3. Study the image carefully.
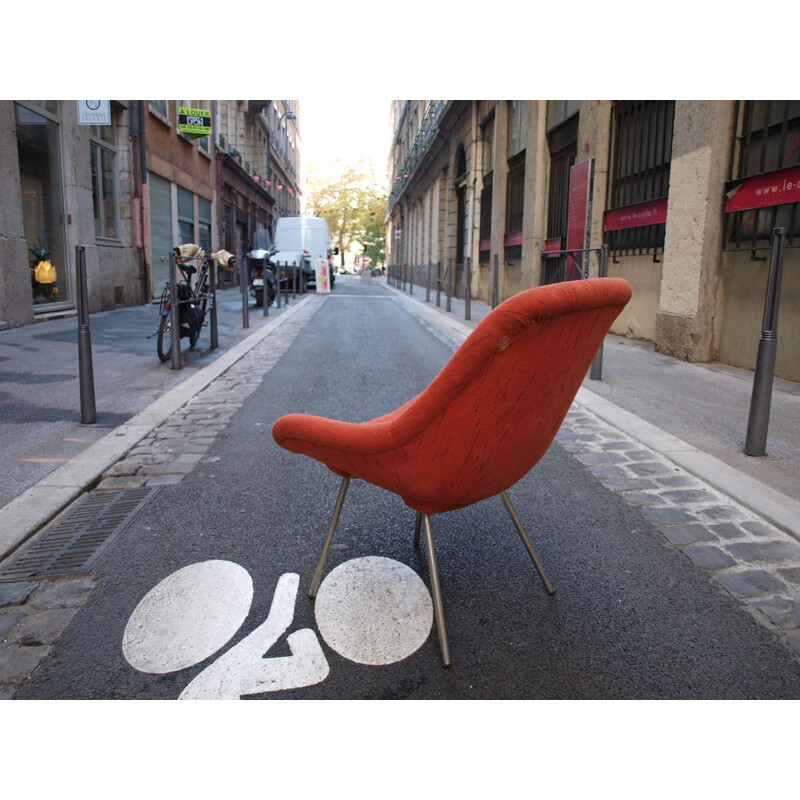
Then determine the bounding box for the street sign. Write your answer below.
[77,101,111,125]
[178,107,212,139]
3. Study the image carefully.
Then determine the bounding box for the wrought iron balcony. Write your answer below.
[387,101,450,214]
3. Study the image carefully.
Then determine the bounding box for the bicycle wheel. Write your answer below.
[156,314,173,362]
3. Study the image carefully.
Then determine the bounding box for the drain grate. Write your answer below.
[0,487,161,581]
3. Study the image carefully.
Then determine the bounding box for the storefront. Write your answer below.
[14,101,71,312]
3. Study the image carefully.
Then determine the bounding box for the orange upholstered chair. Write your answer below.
[273,277,632,665]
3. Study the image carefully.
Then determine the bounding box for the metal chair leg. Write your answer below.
[500,491,555,595]
[413,511,422,549]
[421,514,451,667]
[309,477,350,599]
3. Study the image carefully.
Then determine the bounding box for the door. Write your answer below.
[149,172,173,297]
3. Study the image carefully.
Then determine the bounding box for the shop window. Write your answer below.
[15,101,70,308]
[725,100,800,250]
[606,100,674,257]
[544,113,578,284]
[479,110,494,264]
[90,122,119,241]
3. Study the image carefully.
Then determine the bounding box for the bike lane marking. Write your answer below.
[121,556,434,699]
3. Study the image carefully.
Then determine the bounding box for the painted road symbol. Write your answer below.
[122,556,434,699]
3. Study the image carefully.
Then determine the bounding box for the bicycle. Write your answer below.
[154,245,234,362]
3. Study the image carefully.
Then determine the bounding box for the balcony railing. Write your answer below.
[388,100,450,213]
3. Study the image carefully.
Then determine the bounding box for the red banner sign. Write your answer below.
[545,237,562,256]
[503,231,523,247]
[603,198,668,232]
[725,165,800,214]
[479,238,492,252]
[566,160,593,280]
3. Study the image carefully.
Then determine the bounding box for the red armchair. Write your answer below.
[273,277,632,665]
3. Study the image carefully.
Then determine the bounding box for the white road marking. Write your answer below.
[314,556,433,665]
[122,560,253,674]
[179,573,329,700]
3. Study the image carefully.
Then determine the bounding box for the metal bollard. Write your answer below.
[465,257,471,321]
[492,254,499,309]
[241,254,249,329]
[170,251,182,370]
[210,258,218,349]
[589,245,610,380]
[426,264,432,303]
[436,262,441,307]
[75,245,96,424]
[746,227,787,457]
[446,259,452,313]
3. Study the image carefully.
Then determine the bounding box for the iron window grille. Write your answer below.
[479,176,493,264]
[725,100,800,252]
[606,100,674,258]
[505,151,525,261]
[544,115,578,284]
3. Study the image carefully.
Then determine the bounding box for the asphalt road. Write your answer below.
[16,280,800,699]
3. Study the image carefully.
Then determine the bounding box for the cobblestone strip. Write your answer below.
[558,405,800,661]
[0,296,324,697]
[96,295,324,491]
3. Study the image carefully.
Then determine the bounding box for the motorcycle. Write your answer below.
[248,229,278,308]
[30,247,57,303]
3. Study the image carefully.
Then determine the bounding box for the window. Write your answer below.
[90,122,119,240]
[507,101,527,158]
[15,101,70,308]
[479,111,494,264]
[178,186,195,245]
[505,152,525,261]
[726,100,800,250]
[198,196,212,252]
[544,113,579,284]
[606,100,674,256]
[149,100,169,122]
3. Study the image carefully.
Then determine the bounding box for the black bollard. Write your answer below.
[745,228,787,456]
[75,246,96,424]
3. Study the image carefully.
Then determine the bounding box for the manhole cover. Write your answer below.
[0,487,160,580]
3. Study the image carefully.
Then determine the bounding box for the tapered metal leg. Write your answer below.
[309,477,350,599]
[500,491,555,595]
[422,514,451,667]
[413,511,422,549]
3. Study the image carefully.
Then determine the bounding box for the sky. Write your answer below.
[300,96,394,191]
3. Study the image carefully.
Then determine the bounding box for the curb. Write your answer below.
[0,297,313,561]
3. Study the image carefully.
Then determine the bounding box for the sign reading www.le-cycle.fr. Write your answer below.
[122,557,434,699]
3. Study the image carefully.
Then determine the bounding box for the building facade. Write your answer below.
[1,100,142,327]
[386,101,799,382]
[0,99,303,323]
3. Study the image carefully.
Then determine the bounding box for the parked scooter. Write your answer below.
[247,228,277,307]
[30,247,57,303]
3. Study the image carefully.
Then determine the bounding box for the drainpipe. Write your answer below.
[137,100,150,302]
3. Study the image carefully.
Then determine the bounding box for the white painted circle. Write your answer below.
[122,560,253,674]
[314,556,433,666]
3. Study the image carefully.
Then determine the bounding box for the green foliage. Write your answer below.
[306,158,387,265]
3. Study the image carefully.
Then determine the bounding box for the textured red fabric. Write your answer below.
[273,278,632,514]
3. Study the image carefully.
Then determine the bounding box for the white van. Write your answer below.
[269,217,337,292]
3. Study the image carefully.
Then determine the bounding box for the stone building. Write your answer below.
[386,101,799,382]
[0,100,142,327]
[0,99,303,320]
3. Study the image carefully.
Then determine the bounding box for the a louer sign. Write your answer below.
[178,107,212,139]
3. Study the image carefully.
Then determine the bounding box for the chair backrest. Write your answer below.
[386,278,632,513]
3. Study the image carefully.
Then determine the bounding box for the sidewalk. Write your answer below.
[386,276,800,536]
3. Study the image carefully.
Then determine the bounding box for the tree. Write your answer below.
[306,158,387,267]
